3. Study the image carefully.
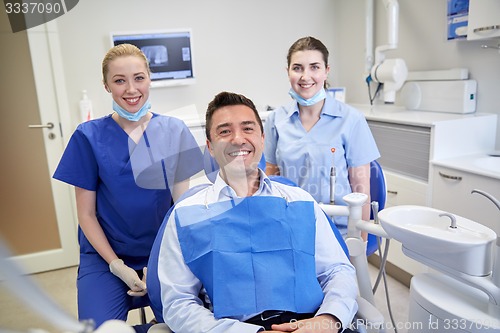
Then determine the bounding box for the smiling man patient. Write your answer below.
[155,91,359,333]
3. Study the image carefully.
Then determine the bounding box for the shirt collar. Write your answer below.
[211,168,273,200]
[285,92,344,119]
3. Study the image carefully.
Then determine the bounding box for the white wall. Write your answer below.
[332,0,500,148]
[55,0,500,148]
[55,0,336,129]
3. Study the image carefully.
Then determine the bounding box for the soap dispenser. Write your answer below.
[79,90,93,122]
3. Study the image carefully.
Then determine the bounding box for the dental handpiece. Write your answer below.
[330,166,336,204]
[371,201,379,224]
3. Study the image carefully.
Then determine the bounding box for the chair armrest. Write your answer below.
[354,296,385,329]
[355,220,389,239]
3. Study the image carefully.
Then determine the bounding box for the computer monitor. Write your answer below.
[110,29,196,88]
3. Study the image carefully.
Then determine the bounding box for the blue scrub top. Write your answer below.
[53,113,203,267]
[264,95,380,231]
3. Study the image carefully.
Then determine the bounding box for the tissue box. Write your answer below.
[400,80,477,114]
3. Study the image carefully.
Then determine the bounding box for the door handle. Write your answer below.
[28,122,54,129]
[438,171,462,181]
[473,25,500,34]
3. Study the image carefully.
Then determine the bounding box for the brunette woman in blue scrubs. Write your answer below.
[53,44,203,332]
[264,37,380,237]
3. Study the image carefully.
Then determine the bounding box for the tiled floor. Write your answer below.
[0,264,410,332]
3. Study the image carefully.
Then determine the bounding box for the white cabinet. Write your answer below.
[368,121,431,183]
[366,120,433,277]
[189,124,207,148]
[431,163,500,233]
[384,171,428,208]
[379,171,429,277]
[188,124,210,186]
[467,0,500,40]
[357,104,497,276]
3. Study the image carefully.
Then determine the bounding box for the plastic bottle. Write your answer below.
[79,90,93,122]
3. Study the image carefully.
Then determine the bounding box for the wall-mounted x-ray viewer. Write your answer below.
[110,29,196,88]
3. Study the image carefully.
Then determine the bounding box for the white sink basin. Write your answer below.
[473,157,500,174]
[379,205,497,276]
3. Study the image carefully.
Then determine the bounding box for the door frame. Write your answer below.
[9,22,79,274]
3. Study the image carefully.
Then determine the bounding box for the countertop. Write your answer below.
[171,103,494,128]
[174,104,499,182]
[353,104,499,179]
[432,154,500,180]
[353,104,496,127]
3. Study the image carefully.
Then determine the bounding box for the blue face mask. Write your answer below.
[113,98,151,122]
[288,87,327,106]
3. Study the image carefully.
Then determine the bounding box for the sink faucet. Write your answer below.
[472,189,500,211]
[439,212,457,228]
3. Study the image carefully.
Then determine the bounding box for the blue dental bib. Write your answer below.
[175,195,323,319]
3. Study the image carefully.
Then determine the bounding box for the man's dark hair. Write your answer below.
[205,91,264,141]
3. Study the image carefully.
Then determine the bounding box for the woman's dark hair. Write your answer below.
[286,36,329,68]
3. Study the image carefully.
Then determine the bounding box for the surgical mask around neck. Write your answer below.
[113,99,151,122]
[289,87,326,106]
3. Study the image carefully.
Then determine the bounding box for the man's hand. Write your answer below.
[109,259,147,296]
[264,314,341,333]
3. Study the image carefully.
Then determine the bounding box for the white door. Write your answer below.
[0,12,79,274]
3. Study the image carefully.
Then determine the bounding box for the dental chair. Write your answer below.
[146,150,387,332]
[131,296,148,324]
[318,159,389,333]
[367,160,387,256]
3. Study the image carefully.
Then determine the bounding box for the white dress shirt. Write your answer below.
[157,170,358,333]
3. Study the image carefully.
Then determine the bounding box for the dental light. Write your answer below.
[368,0,408,104]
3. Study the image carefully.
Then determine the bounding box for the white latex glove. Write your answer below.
[109,259,147,296]
[129,267,148,297]
[148,323,173,333]
[92,319,135,333]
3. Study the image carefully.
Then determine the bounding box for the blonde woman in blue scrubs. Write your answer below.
[53,44,203,332]
[264,36,380,237]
